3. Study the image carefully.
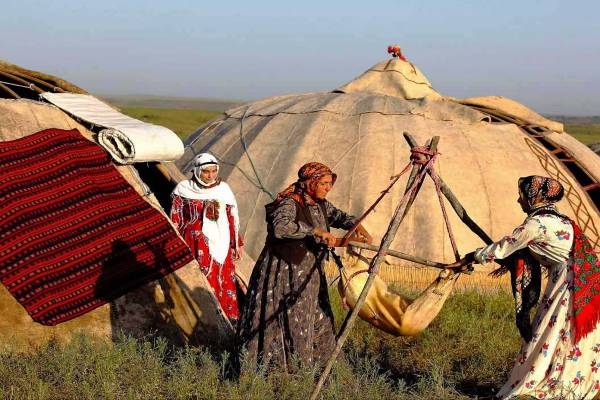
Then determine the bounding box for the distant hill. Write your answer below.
[100,95,244,112]
[547,115,600,125]
[101,95,600,121]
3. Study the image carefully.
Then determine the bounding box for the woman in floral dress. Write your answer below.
[452,175,600,399]
[237,162,371,372]
[171,153,242,322]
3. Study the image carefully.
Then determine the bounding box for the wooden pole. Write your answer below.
[346,241,449,269]
[402,134,493,245]
[309,139,435,400]
[400,134,439,220]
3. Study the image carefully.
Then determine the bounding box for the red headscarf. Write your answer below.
[274,162,337,207]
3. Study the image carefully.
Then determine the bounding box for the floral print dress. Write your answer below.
[474,212,600,399]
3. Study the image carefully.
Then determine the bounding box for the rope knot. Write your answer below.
[410,146,436,165]
[387,45,407,61]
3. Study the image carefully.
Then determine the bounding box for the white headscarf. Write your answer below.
[193,153,220,186]
[172,153,239,264]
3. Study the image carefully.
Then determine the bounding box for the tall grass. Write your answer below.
[115,106,600,146]
[565,124,600,144]
[118,106,222,138]
[0,290,521,399]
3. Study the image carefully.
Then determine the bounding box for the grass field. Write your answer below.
[116,105,600,145]
[22,104,590,399]
[118,106,222,138]
[0,290,519,399]
[565,124,600,144]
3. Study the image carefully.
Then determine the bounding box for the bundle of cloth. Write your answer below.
[338,248,458,336]
[41,92,184,164]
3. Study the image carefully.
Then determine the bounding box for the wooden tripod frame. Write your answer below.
[309,132,494,400]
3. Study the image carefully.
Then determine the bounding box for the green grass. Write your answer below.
[0,290,520,399]
[118,106,222,139]
[565,124,600,145]
[115,106,600,147]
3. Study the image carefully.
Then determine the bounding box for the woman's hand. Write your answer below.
[445,252,476,271]
[313,227,337,248]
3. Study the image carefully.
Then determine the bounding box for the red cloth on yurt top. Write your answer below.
[0,128,193,325]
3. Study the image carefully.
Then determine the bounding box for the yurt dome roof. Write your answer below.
[334,57,440,100]
[179,51,600,288]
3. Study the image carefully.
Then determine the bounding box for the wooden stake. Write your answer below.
[309,138,435,400]
[401,134,439,220]
[402,134,493,245]
[346,241,448,269]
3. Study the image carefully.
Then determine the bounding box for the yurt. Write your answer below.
[179,50,600,291]
[0,60,232,349]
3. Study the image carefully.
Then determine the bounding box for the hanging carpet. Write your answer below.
[0,128,193,325]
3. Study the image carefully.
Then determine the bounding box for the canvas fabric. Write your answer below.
[41,92,184,164]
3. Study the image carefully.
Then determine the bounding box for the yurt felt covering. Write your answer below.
[179,58,600,290]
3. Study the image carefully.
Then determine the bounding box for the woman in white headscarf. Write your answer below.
[171,153,242,322]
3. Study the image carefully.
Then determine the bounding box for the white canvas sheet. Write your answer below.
[41,92,184,164]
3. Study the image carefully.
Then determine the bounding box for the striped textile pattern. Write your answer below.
[0,128,193,325]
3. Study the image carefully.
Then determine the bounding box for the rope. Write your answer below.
[343,145,439,241]
[412,148,461,261]
[238,107,275,200]
[0,80,36,90]
[430,167,461,261]
[341,142,463,272]
[397,146,463,263]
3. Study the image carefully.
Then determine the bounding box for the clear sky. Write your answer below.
[2,0,599,115]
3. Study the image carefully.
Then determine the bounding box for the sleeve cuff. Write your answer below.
[473,248,485,263]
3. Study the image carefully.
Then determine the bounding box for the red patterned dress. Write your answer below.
[171,179,241,321]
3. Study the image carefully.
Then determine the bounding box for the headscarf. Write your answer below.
[274,162,337,207]
[491,175,566,341]
[518,175,564,213]
[193,153,221,187]
[496,175,600,344]
[172,154,239,264]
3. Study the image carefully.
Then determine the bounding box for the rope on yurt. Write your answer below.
[238,106,275,200]
[0,80,36,91]
[6,70,64,92]
[0,71,43,94]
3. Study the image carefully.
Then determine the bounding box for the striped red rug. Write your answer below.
[0,128,193,325]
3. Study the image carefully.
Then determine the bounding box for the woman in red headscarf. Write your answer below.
[450,175,600,400]
[237,162,371,372]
